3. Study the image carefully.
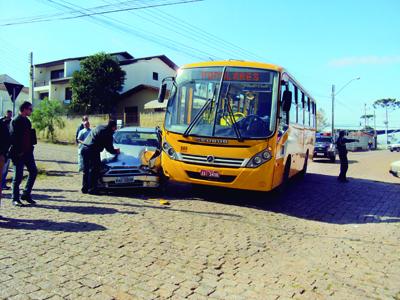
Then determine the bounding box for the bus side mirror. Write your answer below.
[282,90,292,112]
[158,84,167,103]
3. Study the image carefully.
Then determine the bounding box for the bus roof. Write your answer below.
[181,60,284,72]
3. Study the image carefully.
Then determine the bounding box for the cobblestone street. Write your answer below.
[1,143,399,299]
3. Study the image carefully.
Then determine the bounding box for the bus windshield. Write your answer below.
[165,67,279,139]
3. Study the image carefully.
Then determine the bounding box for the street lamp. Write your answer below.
[331,77,360,136]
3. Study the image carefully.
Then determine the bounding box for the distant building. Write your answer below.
[0,74,29,115]
[32,51,134,106]
[32,52,178,126]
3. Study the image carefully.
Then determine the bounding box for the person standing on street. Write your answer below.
[77,120,91,172]
[76,115,89,143]
[336,131,358,183]
[81,120,120,195]
[9,102,38,206]
[1,110,12,190]
[0,114,11,205]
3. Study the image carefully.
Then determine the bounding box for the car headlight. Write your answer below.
[162,140,177,160]
[246,149,272,168]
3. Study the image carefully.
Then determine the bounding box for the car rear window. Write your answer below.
[114,131,159,147]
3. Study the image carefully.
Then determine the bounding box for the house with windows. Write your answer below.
[32,51,178,125]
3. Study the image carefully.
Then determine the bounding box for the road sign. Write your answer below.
[3,82,24,103]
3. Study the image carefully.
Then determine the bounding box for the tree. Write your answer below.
[373,98,400,144]
[70,52,126,114]
[360,114,374,128]
[31,98,65,141]
[316,108,330,131]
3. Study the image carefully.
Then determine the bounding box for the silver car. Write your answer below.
[99,127,161,189]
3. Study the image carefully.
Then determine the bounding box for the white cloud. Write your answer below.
[329,55,400,67]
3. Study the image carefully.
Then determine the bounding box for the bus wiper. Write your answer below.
[183,85,218,137]
[224,84,243,142]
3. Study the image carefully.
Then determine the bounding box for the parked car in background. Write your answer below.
[389,140,400,152]
[99,127,161,189]
[313,133,337,162]
[390,160,400,177]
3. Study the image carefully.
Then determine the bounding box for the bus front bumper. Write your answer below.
[162,157,275,192]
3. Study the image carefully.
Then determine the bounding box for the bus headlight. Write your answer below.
[162,140,177,160]
[246,149,272,168]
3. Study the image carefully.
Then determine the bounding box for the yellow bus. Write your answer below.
[157,60,316,192]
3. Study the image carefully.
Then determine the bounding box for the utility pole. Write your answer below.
[364,103,367,129]
[29,52,34,104]
[331,84,335,136]
[385,106,389,145]
[374,108,377,149]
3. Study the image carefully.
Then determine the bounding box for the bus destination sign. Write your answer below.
[199,71,270,82]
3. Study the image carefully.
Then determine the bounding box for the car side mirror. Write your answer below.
[158,84,167,103]
[282,90,292,112]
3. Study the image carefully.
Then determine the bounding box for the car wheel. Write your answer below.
[330,155,336,163]
[390,149,394,152]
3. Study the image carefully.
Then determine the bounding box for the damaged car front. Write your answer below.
[99,127,161,189]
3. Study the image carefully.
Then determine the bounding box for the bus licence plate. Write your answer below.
[200,170,220,178]
[115,176,135,184]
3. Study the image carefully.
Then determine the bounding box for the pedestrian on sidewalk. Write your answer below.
[9,102,38,206]
[336,131,358,183]
[76,115,89,144]
[77,120,91,172]
[0,115,11,205]
[81,120,120,195]
[1,110,13,190]
[368,139,373,151]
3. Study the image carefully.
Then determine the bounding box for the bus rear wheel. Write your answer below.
[300,152,309,176]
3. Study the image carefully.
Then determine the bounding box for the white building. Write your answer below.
[32,52,177,125]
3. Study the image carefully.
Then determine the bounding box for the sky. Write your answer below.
[0,0,399,130]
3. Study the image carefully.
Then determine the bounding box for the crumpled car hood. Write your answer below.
[101,144,157,167]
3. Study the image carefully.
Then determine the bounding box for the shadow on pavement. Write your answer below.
[0,216,107,232]
[183,173,400,225]
[312,159,358,164]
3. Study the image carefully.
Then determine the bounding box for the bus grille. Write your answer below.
[180,154,245,168]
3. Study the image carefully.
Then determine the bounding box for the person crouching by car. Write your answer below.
[77,120,91,172]
[81,120,120,195]
[9,101,38,206]
[0,115,11,205]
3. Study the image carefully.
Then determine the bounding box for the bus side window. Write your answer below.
[298,91,304,126]
[289,81,296,125]
[280,82,289,129]
[306,96,311,127]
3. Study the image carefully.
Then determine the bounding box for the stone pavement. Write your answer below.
[0,143,399,299]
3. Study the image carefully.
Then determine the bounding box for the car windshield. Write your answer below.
[165,66,279,139]
[113,131,159,148]
[316,137,332,143]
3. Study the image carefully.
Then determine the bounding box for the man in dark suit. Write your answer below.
[336,131,358,183]
[81,120,120,195]
[9,102,38,206]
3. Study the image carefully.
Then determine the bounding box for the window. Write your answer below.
[65,87,72,101]
[298,91,304,125]
[288,81,297,124]
[39,92,48,100]
[306,96,311,127]
[152,72,159,81]
[51,69,64,80]
[280,82,289,127]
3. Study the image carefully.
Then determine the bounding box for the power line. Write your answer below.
[0,0,204,26]
[36,0,218,61]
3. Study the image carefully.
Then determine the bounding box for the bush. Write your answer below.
[31,98,65,142]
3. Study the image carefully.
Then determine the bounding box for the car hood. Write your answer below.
[101,144,157,167]
[315,142,331,147]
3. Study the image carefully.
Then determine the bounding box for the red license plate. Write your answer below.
[200,170,220,178]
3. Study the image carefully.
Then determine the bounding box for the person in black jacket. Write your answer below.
[0,115,11,203]
[1,110,12,190]
[81,120,120,194]
[9,102,38,206]
[336,131,358,183]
